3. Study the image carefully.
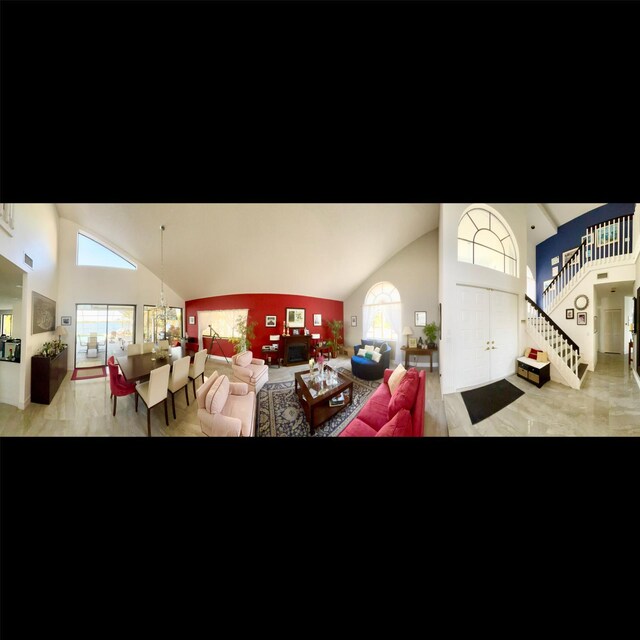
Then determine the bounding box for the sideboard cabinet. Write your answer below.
[31,348,68,404]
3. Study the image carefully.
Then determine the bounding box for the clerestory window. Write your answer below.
[457,206,518,276]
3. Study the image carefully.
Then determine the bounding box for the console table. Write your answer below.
[31,348,68,404]
[400,346,437,372]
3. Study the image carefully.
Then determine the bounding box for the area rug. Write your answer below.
[257,367,381,437]
[71,366,107,381]
[461,378,525,425]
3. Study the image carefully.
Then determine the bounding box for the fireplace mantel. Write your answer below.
[282,334,311,366]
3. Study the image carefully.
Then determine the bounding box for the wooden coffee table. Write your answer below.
[294,365,353,435]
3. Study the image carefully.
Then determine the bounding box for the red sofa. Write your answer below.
[340,368,426,437]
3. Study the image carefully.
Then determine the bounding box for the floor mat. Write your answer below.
[71,366,107,381]
[461,378,525,425]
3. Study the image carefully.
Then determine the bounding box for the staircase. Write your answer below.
[542,213,634,313]
[525,295,588,389]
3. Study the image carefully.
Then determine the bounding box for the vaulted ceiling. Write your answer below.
[55,203,441,302]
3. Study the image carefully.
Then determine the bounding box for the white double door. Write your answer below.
[455,285,519,390]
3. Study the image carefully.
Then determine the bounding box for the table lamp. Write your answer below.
[402,326,413,347]
[56,325,68,345]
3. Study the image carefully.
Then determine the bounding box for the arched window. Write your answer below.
[362,281,401,341]
[458,206,518,276]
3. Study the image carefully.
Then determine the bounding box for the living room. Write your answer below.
[1,203,639,437]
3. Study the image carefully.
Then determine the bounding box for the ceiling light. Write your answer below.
[155,224,168,339]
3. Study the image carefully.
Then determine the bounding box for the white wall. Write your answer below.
[547,265,636,370]
[439,203,528,394]
[57,218,185,369]
[343,230,438,367]
[0,203,60,408]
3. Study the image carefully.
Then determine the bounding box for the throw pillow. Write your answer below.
[388,368,420,420]
[376,408,413,437]
[205,375,230,414]
[372,351,382,363]
[235,351,253,367]
[357,348,367,357]
[537,351,548,363]
[196,371,219,410]
[388,363,407,395]
[529,348,539,361]
[374,346,381,353]
[364,344,375,354]
[380,343,388,351]
[524,347,531,358]
[364,352,373,360]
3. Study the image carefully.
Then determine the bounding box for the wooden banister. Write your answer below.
[525,295,580,355]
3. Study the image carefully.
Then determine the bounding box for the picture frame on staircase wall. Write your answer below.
[595,223,618,247]
[552,266,558,277]
[562,247,579,267]
[577,312,587,326]
[566,309,574,320]
[551,256,559,266]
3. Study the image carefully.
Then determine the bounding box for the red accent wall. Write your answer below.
[185,293,344,359]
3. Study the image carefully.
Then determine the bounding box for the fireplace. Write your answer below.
[287,344,306,363]
[282,335,311,366]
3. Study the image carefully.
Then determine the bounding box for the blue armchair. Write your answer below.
[350,339,392,380]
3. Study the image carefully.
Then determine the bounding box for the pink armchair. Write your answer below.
[231,350,268,394]
[196,372,256,437]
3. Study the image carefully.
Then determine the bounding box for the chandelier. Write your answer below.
[156,224,168,338]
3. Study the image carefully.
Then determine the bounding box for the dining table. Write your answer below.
[116,346,193,383]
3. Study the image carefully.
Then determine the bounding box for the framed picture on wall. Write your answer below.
[313,313,322,326]
[188,316,195,325]
[351,315,357,327]
[32,291,56,334]
[61,316,72,326]
[596,223,618,247]
[562,247,579,266]
[566,309,574,320]
[577,312,587,326]
[551,256,559,266]
[265,315,276,327]
[285,307,305,328]
[552,266,558,277]
[414,311,426,326]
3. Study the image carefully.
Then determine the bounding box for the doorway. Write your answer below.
[74,304,136,368]
[455,285,518,390]
[602,308,622,354]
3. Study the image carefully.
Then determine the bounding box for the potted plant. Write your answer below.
[423,321,439,349]
[229,315,258,354]
[325,319,344,358]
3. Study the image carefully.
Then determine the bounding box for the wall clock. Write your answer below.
[574,294,589,310]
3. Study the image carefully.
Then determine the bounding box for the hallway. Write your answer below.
[444,353,640,436]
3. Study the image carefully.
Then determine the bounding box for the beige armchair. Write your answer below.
[231,350,268,394]
[196,372,256,437]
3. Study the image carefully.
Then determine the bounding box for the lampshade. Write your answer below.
[56,325,68,337]
[402,326,413,336]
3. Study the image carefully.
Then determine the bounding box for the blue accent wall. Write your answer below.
[536,203,635,306]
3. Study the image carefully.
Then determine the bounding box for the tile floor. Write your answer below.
[444,353,640,436]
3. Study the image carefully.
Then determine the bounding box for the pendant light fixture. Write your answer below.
[156,224,168,340]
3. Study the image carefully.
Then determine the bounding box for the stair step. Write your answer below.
[578,363,588,379]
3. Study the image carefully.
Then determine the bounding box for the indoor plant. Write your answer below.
[423,321,439,348]
[229,315,258,354]
[325,319,344,358]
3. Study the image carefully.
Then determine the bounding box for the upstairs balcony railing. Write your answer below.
[542,213,633,311]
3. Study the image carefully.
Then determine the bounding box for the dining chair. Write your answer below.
[135,363,171,437]
[107,355,136,416]
[127,343,142,356]
[86,334,99,357]
[143,342,155,353]
[167,355,191,420]
[188,348,209,398]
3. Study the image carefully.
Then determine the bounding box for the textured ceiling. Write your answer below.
[55,203,441,301]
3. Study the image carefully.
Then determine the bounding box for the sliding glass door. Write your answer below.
[75,304,136,368]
